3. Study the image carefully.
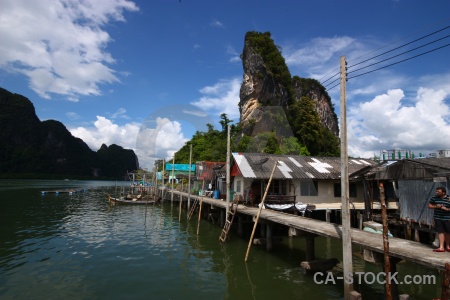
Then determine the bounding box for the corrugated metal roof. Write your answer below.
[368,157,450,180]
[232,153,377,180]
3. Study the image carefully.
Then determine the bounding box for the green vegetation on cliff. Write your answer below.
[0,87,138,179]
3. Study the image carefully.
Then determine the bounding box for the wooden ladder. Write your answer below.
[187,197,199,221]
[219,196,240,243]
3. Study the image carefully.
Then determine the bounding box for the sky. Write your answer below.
[1,0,450,170]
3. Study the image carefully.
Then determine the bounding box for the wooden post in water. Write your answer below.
[188,144,192,212]
[161,159,165,201]
[171,155,175,205]
[379,182,392,300]
[245,161,278,262]
[179,180,183,222]
[197,180,205,235]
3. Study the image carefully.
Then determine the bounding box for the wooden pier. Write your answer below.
[161,189,450,271]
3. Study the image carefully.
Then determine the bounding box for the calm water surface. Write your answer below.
[0,180,443,299]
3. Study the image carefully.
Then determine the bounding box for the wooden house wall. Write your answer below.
[292,180,366,205]
[232,175,366,206]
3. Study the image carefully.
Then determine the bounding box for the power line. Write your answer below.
[324,77,340,89]
[321,71,340,85]
[318,66,340,82]
[348,25,450,69]
[348,34,450,75]
[347,17,450,64]
[347,43,450,80]
[326,82,340,92]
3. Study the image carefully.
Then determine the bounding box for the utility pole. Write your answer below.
[340,56,355,299]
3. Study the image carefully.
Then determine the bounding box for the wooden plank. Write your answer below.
[167,189,450,270]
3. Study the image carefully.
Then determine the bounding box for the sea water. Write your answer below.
[0,180,442,299]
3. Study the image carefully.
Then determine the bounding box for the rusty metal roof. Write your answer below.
[368,157,450,180]
[231,153,376,180]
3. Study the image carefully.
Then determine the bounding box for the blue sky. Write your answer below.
[1,0,449,170]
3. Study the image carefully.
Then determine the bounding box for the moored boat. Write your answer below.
[107,171,158,205]
[107,193,156,205]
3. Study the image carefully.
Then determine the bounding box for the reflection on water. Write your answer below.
[0,180,443,299]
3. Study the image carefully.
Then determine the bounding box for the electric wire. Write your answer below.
[324,77,340,89]
[347,43,450,80]
[346,17,450,64]
[347,25,450,69]
[318,66,340,82]
[325,42,450,92]
[323,21,450,91]
[322,19,450,90]
[321,71,340,85]
[348,34,450,75]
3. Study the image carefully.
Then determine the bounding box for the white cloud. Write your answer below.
[285,36,356,67]
[66,112,81,120]
[70,116,140,150]
[110,107,129,119]
[0,0,138,100]
[347,87,450,158]
[210,18,224,29]
[227,45,240,63]
[135,117,189,170]
[69,115,188,170]
[191,78,241,120]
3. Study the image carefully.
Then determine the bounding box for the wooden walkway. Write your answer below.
[163,189,450,271]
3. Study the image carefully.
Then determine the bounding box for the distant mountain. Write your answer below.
[0,87,138,179]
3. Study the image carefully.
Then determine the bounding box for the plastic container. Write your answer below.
[213,190,220,199]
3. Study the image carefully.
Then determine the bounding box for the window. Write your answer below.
[334,183,357,198]
[272,180,287,195]
[300,181,318,196]
[236,180,241,193]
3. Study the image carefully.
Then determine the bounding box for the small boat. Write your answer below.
[107,193,156,205]
[107,171,158,205]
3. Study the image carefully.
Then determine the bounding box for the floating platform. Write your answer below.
[41,188,87,195]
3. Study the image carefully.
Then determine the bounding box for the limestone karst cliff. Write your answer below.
[238,31,339,156]
[0,87,139,178]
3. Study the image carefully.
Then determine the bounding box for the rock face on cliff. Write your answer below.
[0,87,138,178]
[238,32,339,155]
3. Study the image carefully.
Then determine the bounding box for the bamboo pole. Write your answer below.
[245,161,278,262]
[171,155,175,205]
[179,180,183,221]
[188,144,192,212]
[197,180,205,235]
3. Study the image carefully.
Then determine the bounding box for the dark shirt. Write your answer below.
[430,195,450,220]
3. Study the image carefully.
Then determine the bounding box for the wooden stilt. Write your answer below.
[305,234,316,261]
[379,183,392,300]
[196,180,205,235]
[178,181,183,221]
[238,215,244,236]
[245,161,278,262]
[266,224,273,251]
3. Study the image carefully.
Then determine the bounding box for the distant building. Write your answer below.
[380,149,421,161]
[436,150,450,158]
